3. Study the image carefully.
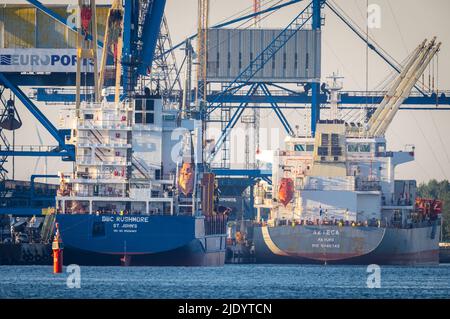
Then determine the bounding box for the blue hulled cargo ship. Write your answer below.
[53,93,227,266]
[56,214,226,266]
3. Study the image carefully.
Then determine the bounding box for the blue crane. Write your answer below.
[0,0,166,161]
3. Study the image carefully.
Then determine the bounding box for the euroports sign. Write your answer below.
[0,49,101,73]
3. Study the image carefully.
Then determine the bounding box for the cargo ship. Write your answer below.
[252,38,443,265]
[53,95,227,266]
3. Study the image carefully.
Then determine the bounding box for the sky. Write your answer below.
[2,0,450,184]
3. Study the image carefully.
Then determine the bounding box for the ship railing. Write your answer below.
[61,171,124,181]
[67,191,126,198]
[298,184,354,191]
[204,214,227,235]
[77,136,130,147]
[76,156,129,165]
[78,119,132,130]
[0,145,60,152]
[344,90,450,98]
[70,172,127,181]
[262,218,386,228]
[355,180,381,191]
[375,151,394,157]
[80,101,120,110]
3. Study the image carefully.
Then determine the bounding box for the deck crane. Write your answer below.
[364,38,441,137]
[196,0,209,109]
[76,0,100,115]
[98,0,124,104]
[197,0,210,163]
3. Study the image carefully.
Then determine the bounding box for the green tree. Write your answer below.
[417,179,450,241]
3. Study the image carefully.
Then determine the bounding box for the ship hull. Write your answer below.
[55,214,226,266]
[253,223,440,265]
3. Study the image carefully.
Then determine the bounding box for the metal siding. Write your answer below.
[285,30,296,79]
[0,9,4,48]
[314,30,322,80]
[230,29,240,78]
[304,31,310,78]
[274,30,284,78]
[0,6,108,49]
[262,30,273,78]
[299,31,307,79]
[252,29,263,79]
[218,29,228,79]
[207,27,218,79]
[2,8,36,48]
[241,29,251,76]
[207,29,320,82]
[37,8,68,48]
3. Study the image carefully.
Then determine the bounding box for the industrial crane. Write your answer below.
[196,0,209,108]
[365,38,441,137]
[76,0,100,115]
[98,0,124,104]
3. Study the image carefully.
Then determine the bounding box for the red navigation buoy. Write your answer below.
[52,223,64,274]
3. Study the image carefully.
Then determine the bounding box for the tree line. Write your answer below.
[417,179,450,241]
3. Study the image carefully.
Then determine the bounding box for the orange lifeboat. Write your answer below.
[178,163,195,196]
[278,178,294,207]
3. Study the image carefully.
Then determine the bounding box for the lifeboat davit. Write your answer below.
[178,163,195,196]
[278,178,294,207]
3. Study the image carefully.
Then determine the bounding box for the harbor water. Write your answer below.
[1,264,449,299]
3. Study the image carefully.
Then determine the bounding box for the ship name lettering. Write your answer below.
[114,216,149,223]
[313,230,339,236]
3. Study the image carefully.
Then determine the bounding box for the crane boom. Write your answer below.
[366,38,441,137]
[98,0,124,104]
[196,0,209,107]
[366,40,426,130]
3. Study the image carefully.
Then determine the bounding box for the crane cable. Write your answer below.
[386,0,448,170]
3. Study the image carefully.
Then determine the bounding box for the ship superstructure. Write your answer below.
[264,125,416,226]
[57,97,173,216]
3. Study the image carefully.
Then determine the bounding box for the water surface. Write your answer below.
[1,264,449,299]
